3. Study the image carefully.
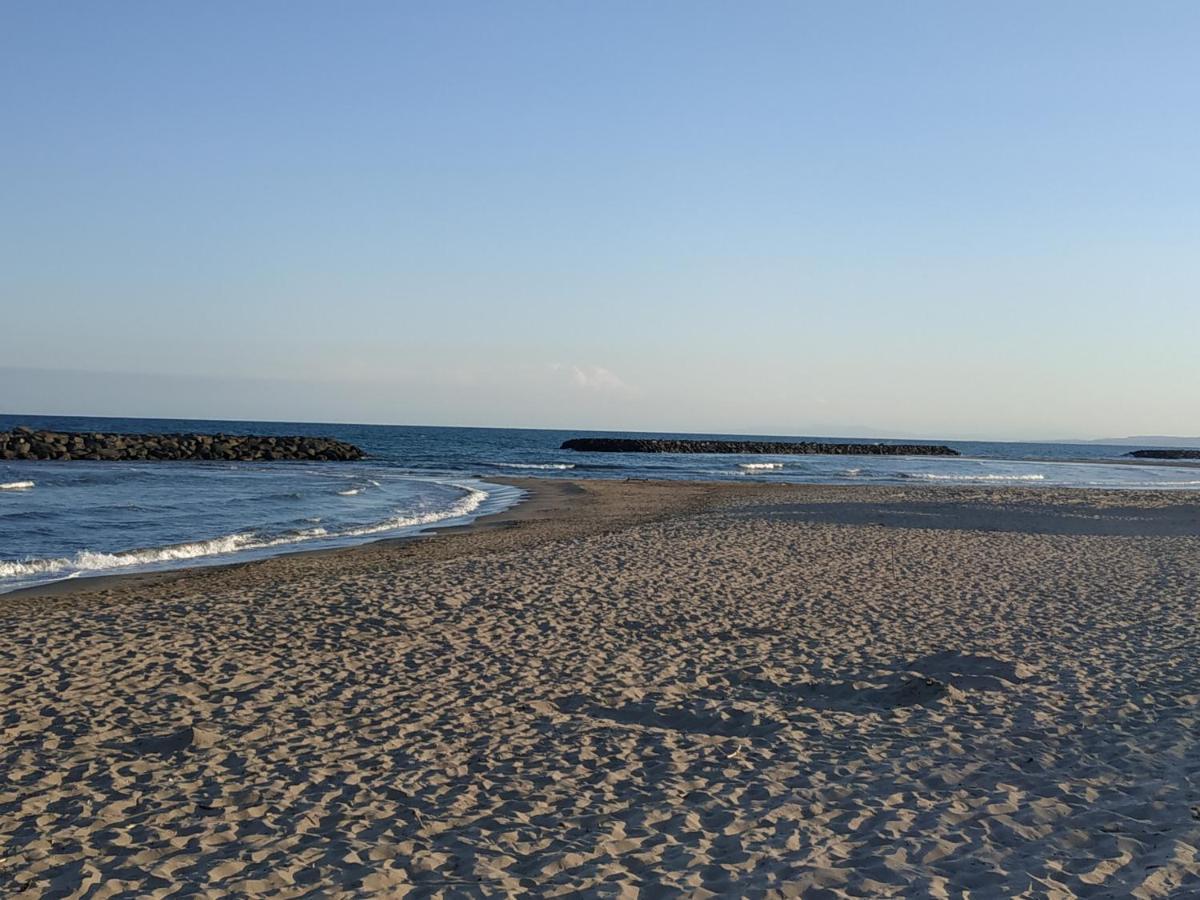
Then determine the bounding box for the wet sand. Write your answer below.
[2,479,1199,897]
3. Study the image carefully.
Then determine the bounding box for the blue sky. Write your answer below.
[2,2,1197,438]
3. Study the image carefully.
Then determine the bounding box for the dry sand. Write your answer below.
[2,478,1199,897]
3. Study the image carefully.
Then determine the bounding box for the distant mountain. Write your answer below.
[1076,436,1200,449]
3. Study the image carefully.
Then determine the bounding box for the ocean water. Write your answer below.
[2,414,1198,593]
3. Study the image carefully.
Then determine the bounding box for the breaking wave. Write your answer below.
[0,481,34,491]
[738,463,784,471]
[0,486,487,583]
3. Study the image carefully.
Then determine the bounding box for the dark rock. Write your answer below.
[560,438,960,456]
[0,430,366,463]
[1126,449,1200,460]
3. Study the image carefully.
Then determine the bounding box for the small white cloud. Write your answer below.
[550,363,633,392]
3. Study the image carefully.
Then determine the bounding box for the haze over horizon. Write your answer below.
[7,391,1200,448]
[3,2,1198,440]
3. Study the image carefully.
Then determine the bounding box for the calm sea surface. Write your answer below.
[3,414,1198,592]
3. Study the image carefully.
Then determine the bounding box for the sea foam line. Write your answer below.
[0,486,488,582]
[1087,479,1200,487]
[901,473,1046,482]
[495,463,575,470]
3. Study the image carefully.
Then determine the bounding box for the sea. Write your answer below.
[3,414,1199,594]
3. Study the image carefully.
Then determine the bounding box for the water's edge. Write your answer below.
[1,479,528,598]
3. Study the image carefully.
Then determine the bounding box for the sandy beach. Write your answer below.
[2,478,1199,897]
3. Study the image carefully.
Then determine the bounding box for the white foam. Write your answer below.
[337,488,362,496]
[0,532,261,579]
[0,486,488,583]
[902,473,1046,482]
[738,463,784,471]
[1086,479,1200,487]
[336,486,487,537]
[0,481,34,491]
[843,468,863,477]
[496,463,575,470]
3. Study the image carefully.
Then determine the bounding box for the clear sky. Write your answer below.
[3,2,1197,439]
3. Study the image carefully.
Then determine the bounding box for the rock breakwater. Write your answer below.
[561,438,959,456]
[1125,449,1200,460]
[0,427,365,462]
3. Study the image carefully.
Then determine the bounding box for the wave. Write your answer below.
[336,487,487,537]
[1086,479,1200,487]
[495,463,575,470]
[0,531,270,579]
[901,473,1046,482]
[738,463,784,471]
[0,486,487,583]
[0,481,35,491]
[842,468,863,477]
[332,475,382,487]
[337,488,363,496]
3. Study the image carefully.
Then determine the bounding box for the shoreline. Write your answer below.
[0,475,541,602]
[4,449,1199,600]
[5,477,1198,607]
[1,477,731,605]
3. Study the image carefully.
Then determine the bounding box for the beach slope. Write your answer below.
[2,480,1199,897]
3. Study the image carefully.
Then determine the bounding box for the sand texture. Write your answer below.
[2,480,1199,897]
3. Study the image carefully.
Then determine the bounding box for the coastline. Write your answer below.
[0,477,735,606]
[6,476,1199,605]
[3,480,1199,895]
[5,429,1200,599]
[0,476,540,602]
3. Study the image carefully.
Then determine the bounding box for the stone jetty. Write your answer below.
[0,427,365,462]
[561,438,959,456]
[1125,449,1200,460]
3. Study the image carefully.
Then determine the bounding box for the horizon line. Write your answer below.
[1,411,1195,447]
